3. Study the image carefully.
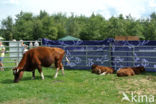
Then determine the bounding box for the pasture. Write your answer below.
[0,68,156,104]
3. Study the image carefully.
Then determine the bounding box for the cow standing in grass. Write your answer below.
[12,47,69,83]
[91,64,114,75]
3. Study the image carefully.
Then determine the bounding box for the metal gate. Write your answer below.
[45,44,156,71]
[42,39,156,72]
[0,40,42,70]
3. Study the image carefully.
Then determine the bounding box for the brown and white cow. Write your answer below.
[12,46,69,83]
[117,66,145,77]
[91,64,114,75]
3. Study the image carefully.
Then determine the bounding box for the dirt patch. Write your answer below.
[116,77,156,95]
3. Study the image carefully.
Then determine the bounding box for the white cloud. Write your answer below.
[2,0,19,5]
[0,0,156,20]
[149,0,156,7]
[10,0,19,4]
[19,0,151,18]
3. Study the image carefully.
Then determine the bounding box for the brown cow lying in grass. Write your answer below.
[117,66,145,77]
[91,64,114,75]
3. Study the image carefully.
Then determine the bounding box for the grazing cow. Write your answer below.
[117,66,145,77]
[12,46,69,83]
[91,64,114,75]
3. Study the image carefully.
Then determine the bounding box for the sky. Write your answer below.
[0,0,156,22]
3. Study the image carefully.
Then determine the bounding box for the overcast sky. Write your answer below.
[0,0,156,21]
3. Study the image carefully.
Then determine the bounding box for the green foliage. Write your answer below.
[1,11,156,40]
[32,19,43,40]
[14,12,33,40]
[53,13,67,39]
[1,16,14,40]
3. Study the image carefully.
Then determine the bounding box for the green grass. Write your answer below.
[0,69,156,104]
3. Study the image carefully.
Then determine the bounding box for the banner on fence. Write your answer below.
[42,38,156,72]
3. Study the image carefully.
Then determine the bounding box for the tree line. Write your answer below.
[1,10,156,41]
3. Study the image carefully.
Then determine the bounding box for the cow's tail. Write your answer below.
[65,56,70,64]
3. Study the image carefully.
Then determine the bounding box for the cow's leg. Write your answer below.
[100,72,107,75]
[32,71,35,80]
[54,60,60,78]
[54,68,59,78]
[41,71,44,80]
[62,67,64,75]
[37,65,44,80]
[60,63,64,75]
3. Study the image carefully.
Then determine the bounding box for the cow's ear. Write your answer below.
[12,67,19,74]
[13,70,17,74]
[12,68,17,74]
[16,69,19,72]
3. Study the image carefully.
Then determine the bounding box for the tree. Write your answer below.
[38,10,49,20]
[1,16,14,40]
[150,12,156,20]
[126,18,144,39]
[106,16,126,38]
[66,14,81,38]
[53,13,67,39]
[41,16,58,40]
[1,11,156,40]
[32,19,43,40]
[80,14,105,40]
[14,12,33,40]
[143,19,156,40]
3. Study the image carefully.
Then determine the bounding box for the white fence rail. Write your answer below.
[0,40,42,70]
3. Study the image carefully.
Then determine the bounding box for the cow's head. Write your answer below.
[139,66,145,72]
[12,67,24,83]
[91,64,98,73]
[91,64,98,69]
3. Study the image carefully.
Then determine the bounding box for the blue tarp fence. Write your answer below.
[42,38,156,72]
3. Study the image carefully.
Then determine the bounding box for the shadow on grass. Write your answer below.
[1,76,45,84]
[65,69,91,72]
[21,75,62,81]
[44,75,54,79]
[1,79,13,84]
[0,76,34,84]
[22,76,43,81]
[141,72,156,76]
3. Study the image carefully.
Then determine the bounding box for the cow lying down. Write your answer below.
[12,46,69,83]
[117,66,145,77]
[91,64,114,75]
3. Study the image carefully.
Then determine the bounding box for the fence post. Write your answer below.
[109,42,113,68]
[40,40,43,46]
[132,46,135,67]
[86,45,88,67]
[17,41,19,66]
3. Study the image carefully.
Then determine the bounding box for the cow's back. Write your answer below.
[25,47,65,67]
[117,68,135,77]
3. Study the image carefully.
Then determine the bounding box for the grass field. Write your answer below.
[0,68,156,104]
